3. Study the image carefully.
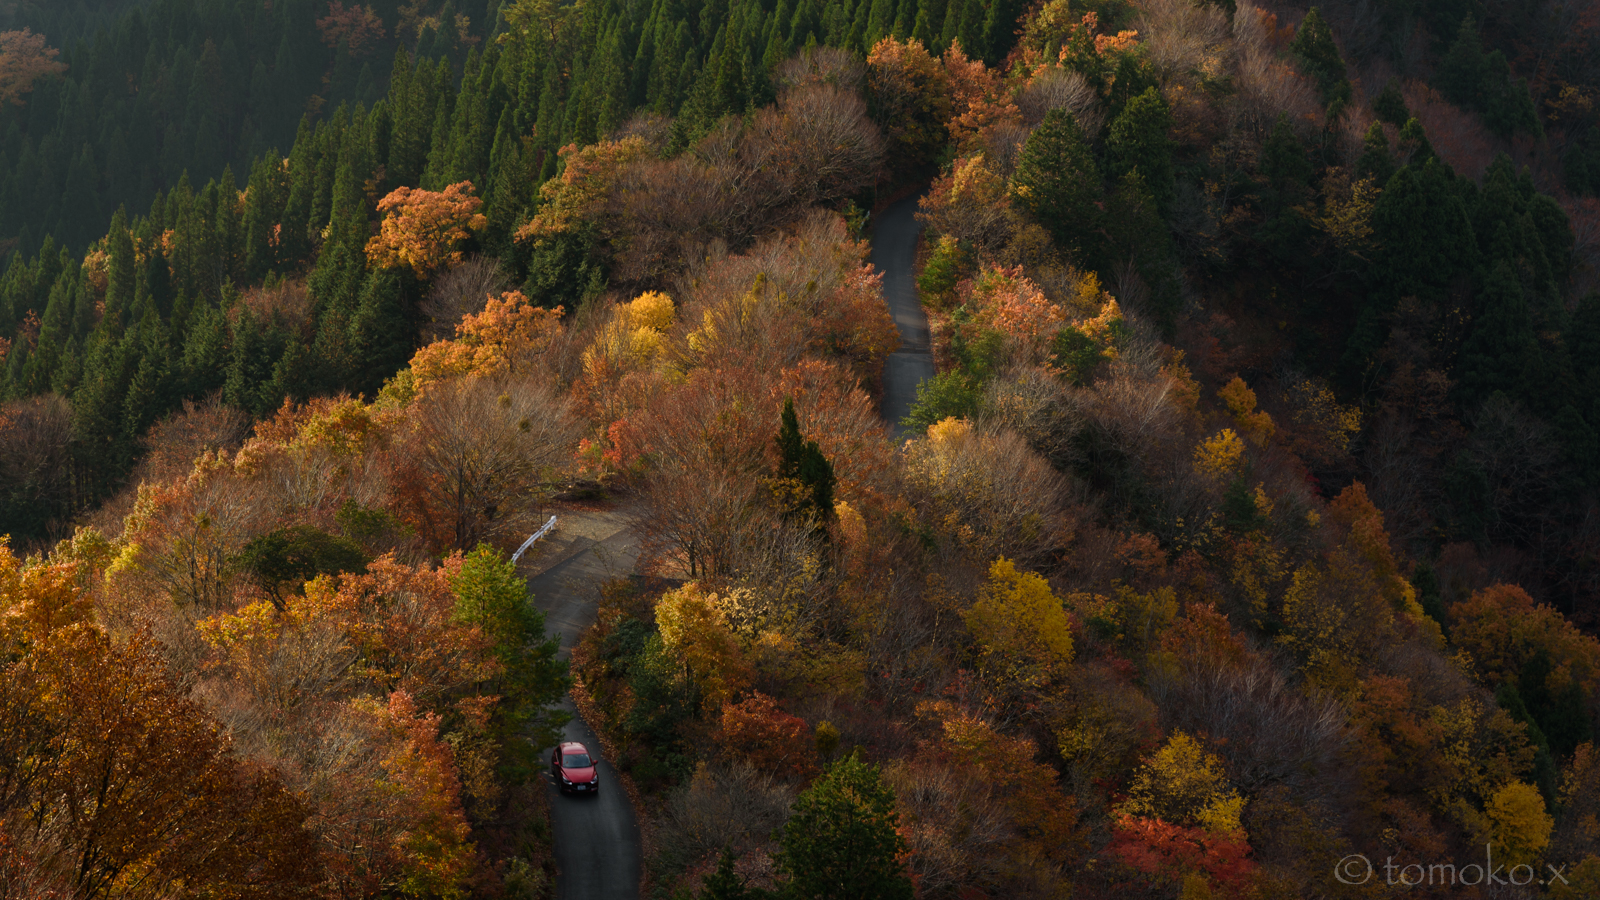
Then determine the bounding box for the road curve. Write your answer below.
[521,193,928,898]
[523,507,643,900]
[870,194,934,437]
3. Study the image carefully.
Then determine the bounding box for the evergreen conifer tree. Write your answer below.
[1289,7,1350,109]
[699,849,753,900]
[1368,157,1476,306]
[1457,260,1539,408]
[1355,121,1395,186]
[776,753,912,900]
[776,397,837,533]
[1104,86,1175,215]
[1372,78,1410,126]
[1009,108,1102,265]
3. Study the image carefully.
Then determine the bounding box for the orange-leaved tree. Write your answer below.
[938,40,1020,154]
[317,2,387,55]
[917,701,1082,886]
[1449,582,1600,756]
[366,182,487,278]
[407,290,566,387]
[304,691,476,897]
[513,137,649,244]
[0,29,66,106]
[0,545,322,897]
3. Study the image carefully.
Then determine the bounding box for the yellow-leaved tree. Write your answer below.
[1119,731,1246,835]
[654,583,751,708]
[963,558,1074,702]
[1217,377,1275,446]
[582,291,675,380]
[1192,428,1245,480]
[1486,781,1554,867]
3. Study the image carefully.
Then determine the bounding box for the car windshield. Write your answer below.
[562,753,592,768]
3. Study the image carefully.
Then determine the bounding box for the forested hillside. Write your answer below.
[0,0,1034,533]
[6,0,1600,896]
[0,0,502,256]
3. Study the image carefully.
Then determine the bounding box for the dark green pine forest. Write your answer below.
[1,0,1600,626]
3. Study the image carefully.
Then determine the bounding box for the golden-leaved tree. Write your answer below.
[963,557,1075,707]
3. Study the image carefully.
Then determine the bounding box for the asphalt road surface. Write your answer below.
[523,507,643,900]
[871,194,934,437]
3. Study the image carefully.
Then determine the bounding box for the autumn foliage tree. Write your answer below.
[1448,583,1600,757]
[1118,731,1246,834]
[1106,816,1258,896]
[866,37,952,171]
[903,417,1073,565]
[908,702,1082,890]
[963,557,1075,706]
[0,393,74,539]
[408,290,566,386]
[0,546,322,897]
[654,583,751,707]
[316,2,387,56]
[366,182,488,279]
[0,29,65,106]
[394,374,581,551]
[716,691,818,778]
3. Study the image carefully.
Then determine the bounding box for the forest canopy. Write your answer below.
[4,0,1600,896]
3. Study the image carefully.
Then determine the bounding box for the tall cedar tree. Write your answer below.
[1437,16,1541,139]
[776,753,913,900]
[1289,7,1351,109]
[1104,86,1176,216]
[776,397,837,533]
[1009,108,1102,265]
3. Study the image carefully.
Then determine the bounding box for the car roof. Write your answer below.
[559,741,589,754]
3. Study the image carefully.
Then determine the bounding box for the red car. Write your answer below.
[552,741,599,795]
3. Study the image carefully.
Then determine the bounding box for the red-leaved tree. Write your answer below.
[1107,815,1258,894]
[716,692,819,778]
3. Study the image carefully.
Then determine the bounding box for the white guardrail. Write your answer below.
[511,515,559,563]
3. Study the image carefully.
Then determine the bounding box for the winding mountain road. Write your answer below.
[871,194,934,437]
[523,506,643,900]
[531,193,930,900]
